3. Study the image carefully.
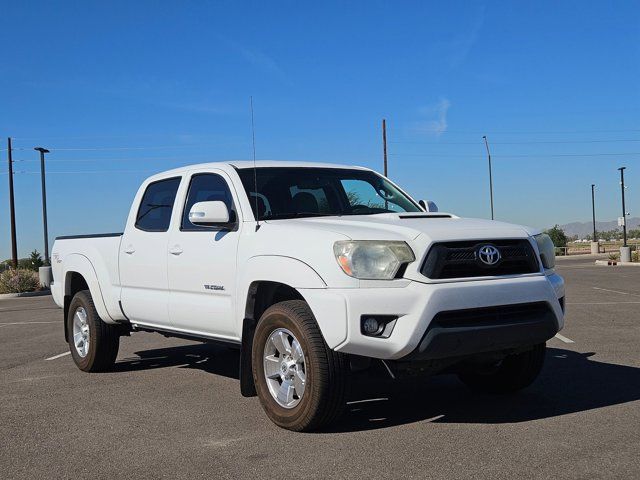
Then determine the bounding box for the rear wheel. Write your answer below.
[252,300,348,431]
[67,290,120,372]
[457,343,546,394]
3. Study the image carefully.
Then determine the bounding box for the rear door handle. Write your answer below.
[169,245,183,256]
[124,245,135,254]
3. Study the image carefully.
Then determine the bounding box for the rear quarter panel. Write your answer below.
[51,236,124,323]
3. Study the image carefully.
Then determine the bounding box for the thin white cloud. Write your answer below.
[414,98,451,136]
[224,38,291,85]
[443,5,485,68]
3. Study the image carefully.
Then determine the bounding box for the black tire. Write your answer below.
[458,343,546,394]
[66,290,120,372]
[252,300,348,432]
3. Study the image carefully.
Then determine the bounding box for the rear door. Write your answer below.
[119,176,182,326]
[167,169,242,339]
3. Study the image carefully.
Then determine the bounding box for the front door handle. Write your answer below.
[169,245,183,256]
[124,244,135,254]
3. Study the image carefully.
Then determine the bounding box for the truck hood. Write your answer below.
[264,212,537,243]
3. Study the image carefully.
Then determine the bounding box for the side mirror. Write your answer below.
[188,201,230,226]
[418,200,439,212]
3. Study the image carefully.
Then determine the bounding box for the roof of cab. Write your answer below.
[144,160,371,182]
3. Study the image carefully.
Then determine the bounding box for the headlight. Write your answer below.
[333,241,415,279]
[534,233,555,269]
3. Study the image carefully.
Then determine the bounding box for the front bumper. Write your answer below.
[300,272,565,360]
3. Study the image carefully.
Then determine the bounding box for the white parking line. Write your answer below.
[0,321,58,328]
[567,301,640,305]
[346,397,389,405]
[554,333,574,344]
[45,351,71,361]
[593,287,640,298]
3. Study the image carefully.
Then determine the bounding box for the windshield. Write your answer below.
[237,167,421,220]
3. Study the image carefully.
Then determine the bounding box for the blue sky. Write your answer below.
[1,1,639,258]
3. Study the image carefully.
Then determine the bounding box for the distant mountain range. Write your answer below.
[557,217,640,238]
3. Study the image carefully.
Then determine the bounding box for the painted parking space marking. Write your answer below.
[593,287,640,297]
[554,333,574,344]
[0,321,58,328]
[567,301,640,305]
[45,351,71,361]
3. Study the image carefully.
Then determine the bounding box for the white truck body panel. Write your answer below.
[51,161,565,357]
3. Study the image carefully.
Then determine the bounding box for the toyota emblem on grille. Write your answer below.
[477,245,501,266]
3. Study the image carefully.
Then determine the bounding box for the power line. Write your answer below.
[44,144,220,152]
[390,139,640,145]
[12,170,156,175]
[10,154,217,163]
[409,128,640,135]
[389,152,640,158]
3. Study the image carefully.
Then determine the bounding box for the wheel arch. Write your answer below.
[61,254,113,341]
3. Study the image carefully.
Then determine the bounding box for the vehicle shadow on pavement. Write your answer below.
[111,344,640,432]
[323,347,640,432]
[113,343,240,380]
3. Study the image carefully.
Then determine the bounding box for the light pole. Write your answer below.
[591,184,597,241]
[382,119,388,177]
[590,184,599,254]
[619,167,628,247]
[482,136,494,220]
[34,147,50,265]
[7,138,18,268]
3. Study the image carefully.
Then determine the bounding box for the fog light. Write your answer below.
[362,317,381,335]
[360,315,398,338]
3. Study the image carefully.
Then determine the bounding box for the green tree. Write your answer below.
[29,250,44,270]
[545,225,568,248]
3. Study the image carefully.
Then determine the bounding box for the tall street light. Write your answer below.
[34,147,50,265]
[591,184,597,241]
[618,167,628,248]
[482,136,494,220]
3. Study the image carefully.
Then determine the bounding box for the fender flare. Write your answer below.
[237,255,326,326]
[62,254,113,323]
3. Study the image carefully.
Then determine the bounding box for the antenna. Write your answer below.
[250,96,260,230]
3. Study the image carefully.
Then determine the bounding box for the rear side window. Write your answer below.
[135,177,181,232]
[181,173,235,231]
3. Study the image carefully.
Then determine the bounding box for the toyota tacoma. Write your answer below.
[51,161,565,431]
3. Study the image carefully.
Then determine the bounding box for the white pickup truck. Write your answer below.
[51,161,565,431]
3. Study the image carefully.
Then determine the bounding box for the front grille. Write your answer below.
[431,302,553,329]
[421,239,540,279]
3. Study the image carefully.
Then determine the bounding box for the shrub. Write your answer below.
[0,268,40,294]
[608,253,619,261]
[545,225,568,248]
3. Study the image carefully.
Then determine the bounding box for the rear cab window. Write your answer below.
[135,177,181,232]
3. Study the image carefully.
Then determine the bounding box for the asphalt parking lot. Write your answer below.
[2,257,639,479]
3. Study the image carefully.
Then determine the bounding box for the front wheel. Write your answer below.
[457,343,546,394]
[252,300,348,431]
[67,290,120,372]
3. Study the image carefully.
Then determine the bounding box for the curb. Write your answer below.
[594,260,640,267]
[0,289,51,300]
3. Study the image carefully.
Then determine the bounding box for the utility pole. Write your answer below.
[591,184,597,241]
[482,135,495,220]
[34,147,50,265]
[382,119,388,177]
[619,167,628,248]
[7,137,18,268]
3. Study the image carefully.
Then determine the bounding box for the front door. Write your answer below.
[167,171,241,339]
[119,176,181,327]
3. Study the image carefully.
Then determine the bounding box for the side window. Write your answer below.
[135,177,181,232]
[181,173,235,231]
